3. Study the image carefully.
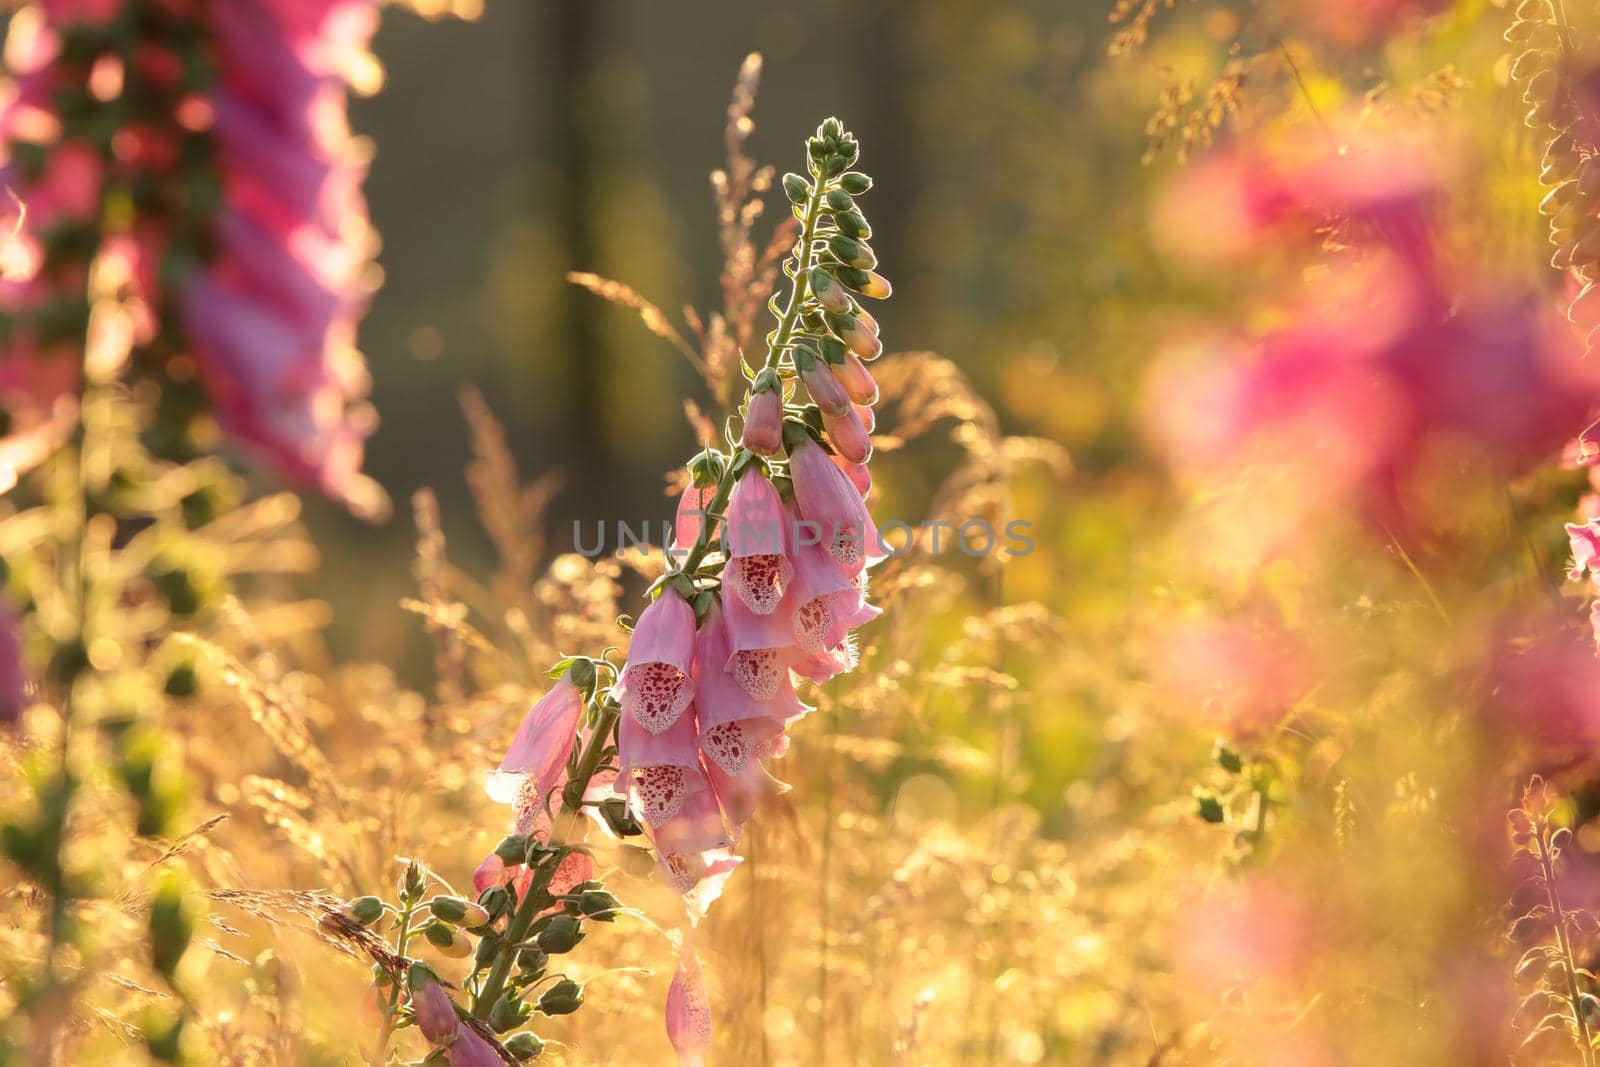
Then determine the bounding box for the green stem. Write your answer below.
[764,183,828,374]
[678,180,827,580]
[369,904,417,1066]
[472,702,621,1021]
[1539,822,1595,1067]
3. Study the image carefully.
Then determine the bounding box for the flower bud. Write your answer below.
[810,267,852,313]
[831,266,892,300]
[836,208,870,240]
[797,351,852,417]
[577,888,623,922]
[474,932,501,969]
[827,234,876,269]
[823,407,872,464]
[517,945,550,975]
[742,378,784,457]
[494,834,529,865]
[781,172,809,205]
[825,188,854,212]
[537,979,584,1016]
[400,861,426,903]
[429,896,491,927]
[536,913,585,954]
[344,895,385,926]
[1194,789,1225,824]
[489,992,532,1033]
[839,171,872,194]
[687,447,728,488]
[424,922,473,958]
[408,968,459,1045]
[504,1032,546,1060]
[480,884,513,922]
[828,314,882,361]
[597,794,644,837]
[832,354,878,406]
[854,402,876,433]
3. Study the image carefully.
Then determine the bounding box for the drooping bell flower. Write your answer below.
[722,467,792,615]
[788,433,883,575]
[655,847,741,920]
[798,352,851,417]
[822,405,872,464]
[446,1028,506,1067]
[619,591,696,734]
[409,972,458,1045]
[665,946,713,1067]
[740,368,784,457]
[618,702,718,837]
[484,677,585,806]
[693,604,798,825]
[834,353,878,404]
[788,526,880,656]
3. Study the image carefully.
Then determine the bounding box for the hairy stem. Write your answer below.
[1538,823,1595,1066]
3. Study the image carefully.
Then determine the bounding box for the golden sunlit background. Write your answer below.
[6,0,1600,1064]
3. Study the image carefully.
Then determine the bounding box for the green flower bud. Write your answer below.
[810,267,851,313]
[577,889,622,922]
[516,945,550,975]
[825,188,854,213]
[400,861,426,903]
[597,795,643,838]
[782,172,810,204]
[829,266,892,300]
[474,932,502,969]
[504,1031,546,1060]
[141,1009,185,1063]
[495,834,530,865]
[344,895,385,926]
[537,978,584,1016]
[429,896,489,926]
[424,922,473,958]
[1194,789,1226,824]
[536,913,585,954]
[688,447,728,488]
[480,884,513,922]
[836,209,870,240]
[839,171,872,195]
[827,235,876,270]
[490,992,532,1033]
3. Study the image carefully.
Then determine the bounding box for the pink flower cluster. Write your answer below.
[0,0,379,507]
[1146,124,1600,554]
[620,446,883,911]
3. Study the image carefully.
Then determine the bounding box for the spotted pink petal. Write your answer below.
[665,946,713,1067]
[621,592,697,734]
[692,603,810,733]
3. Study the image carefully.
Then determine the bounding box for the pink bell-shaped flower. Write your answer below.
[722,467,792,615]
[788,434,883,575]
[619,591,697,734]
[740,369,784,456]
[484,676,584,806]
